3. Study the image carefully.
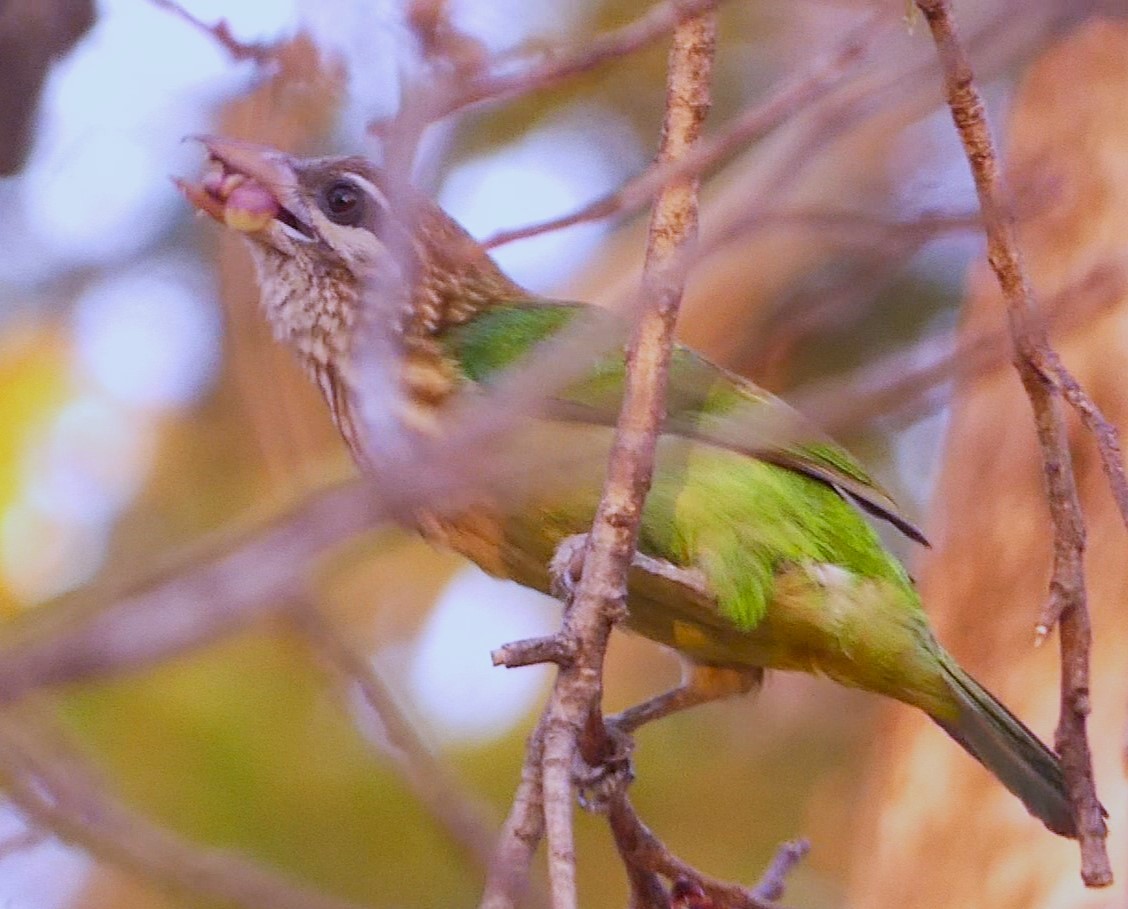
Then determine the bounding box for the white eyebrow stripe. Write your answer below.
[346,174,389,210]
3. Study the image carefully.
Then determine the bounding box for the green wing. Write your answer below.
[441,300,926,546]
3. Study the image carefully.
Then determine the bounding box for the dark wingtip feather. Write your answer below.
[845,491,931,547]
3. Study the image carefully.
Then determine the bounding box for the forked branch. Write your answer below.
[915,0,1113,886]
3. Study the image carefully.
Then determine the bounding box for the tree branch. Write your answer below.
[395,0,729,125]
[915,0,1112,886]
[480,718,548,909]
[796,260,1127,436]
[0,480,386,704]
[607,793,806,909]
[532,11,716,909]
[147,0,276,63]
[483,19,876,249]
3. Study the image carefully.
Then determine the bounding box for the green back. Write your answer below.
[440,300,919,631]
[443,300,916,533]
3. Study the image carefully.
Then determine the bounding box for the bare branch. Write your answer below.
[749,840,809,904]
[484,19,877,249]
[397,0,728,126]
[606,793,806,909]
[1050,364,1128,534]
[915,0,1111,886]
[796,260,1128,436]
[0,824,47,860]
[492,635,578,669]
[534,11,717,909]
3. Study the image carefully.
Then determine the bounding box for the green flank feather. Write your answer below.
[442,300,1077,838]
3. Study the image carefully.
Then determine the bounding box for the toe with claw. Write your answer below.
[549,533,590,600]
[574,717,636,813]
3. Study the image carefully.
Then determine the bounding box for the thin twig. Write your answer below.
[0,825,47,860]
[1051,365,1128,530]
[709,207,980,252]
[484,20,876,249]
[292,602,499,874]
[147,0,275,63]
[915,0,1111,886]
[749,840,809,904]
[797,260,1127,436]
[480,719,549,909]
[394,0,728,126]
[492,635,578,669]
[606,793,805,909]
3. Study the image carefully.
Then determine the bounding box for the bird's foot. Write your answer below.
[549,533,589,600]
[573,717,635,814]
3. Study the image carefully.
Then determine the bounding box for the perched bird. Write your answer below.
[181,136,1076,838]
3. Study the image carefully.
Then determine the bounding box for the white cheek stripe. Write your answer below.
[346,174,389,211]
[276,221,315,243]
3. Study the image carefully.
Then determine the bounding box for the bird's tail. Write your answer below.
[931,651,1076,838]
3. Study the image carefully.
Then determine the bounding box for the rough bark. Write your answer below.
[848,18,1128,907]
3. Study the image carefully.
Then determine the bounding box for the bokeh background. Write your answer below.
[1,0,1123,907]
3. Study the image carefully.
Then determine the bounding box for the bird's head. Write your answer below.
[179,137,522,368]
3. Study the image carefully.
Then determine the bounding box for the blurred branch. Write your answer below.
[0,822,47,860]
[291,602,501,876]
[0,480,386,703]
[711,207,980,250]
[382,0,731,131]
[915,0,1112,886]
[714,208,978,376]
[0,708,379,909]
[797,260,1128,435]
[484,18,878,249]
[690,0,1067,325]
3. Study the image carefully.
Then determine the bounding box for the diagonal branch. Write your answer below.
[407,0,728,123]
[291,602,500,875]
[0,480,386,704]
[483,19,876,249]
[480,718,549,909]
[914,0,1112,887]
[607,793,806,909]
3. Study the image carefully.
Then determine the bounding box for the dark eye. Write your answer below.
[319,179,365,226]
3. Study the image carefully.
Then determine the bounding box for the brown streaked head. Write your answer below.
[179,136,525,347]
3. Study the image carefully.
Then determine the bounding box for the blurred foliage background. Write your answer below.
[0,0,1110,906]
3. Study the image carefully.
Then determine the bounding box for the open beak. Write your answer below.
[177,136,316,240]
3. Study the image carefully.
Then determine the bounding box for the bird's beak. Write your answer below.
[176,135,316,239]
